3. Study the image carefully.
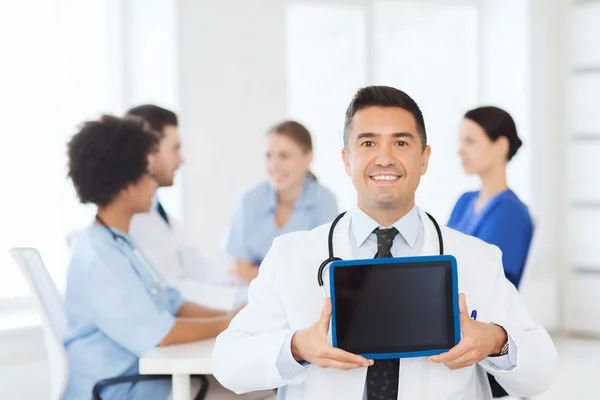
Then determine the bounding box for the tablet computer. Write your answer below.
[329,255,460,360]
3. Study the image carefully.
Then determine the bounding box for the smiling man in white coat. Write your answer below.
[212,86,557,400]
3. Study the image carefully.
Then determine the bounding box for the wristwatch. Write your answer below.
[489,323,509,357]
[497,339,509,356]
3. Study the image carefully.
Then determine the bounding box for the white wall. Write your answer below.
[479,0,531,203]
[177,0,287,269]
[123,0,183,218]
[518,0,569,331]
[563,0,600,335]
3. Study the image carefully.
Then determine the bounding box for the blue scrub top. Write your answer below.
[223,176,339,266]
[447,189,533,288]
[62,225,184,400]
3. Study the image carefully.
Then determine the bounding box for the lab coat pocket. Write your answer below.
[428,362,476,400]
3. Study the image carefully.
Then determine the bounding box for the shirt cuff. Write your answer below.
[482,333,518,371]
[276,331,309,380]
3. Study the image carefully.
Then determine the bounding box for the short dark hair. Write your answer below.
[67,115,159,207]
[126,104,178,137]
[464,106,522,161]
[343,86,427,150]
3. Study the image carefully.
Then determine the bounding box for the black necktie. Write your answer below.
[366,227,400,400]
[156,200,170,226]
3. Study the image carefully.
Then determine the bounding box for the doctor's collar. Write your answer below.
[350,205,421,249]
[93,222,131,240]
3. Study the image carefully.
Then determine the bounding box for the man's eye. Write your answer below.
[361,141,374,147]
[396,141,408,147]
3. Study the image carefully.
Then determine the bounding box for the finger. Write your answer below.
[318,346,372,367]
[428,340,470,363]
[458,293,469,322]
[444,351,478,370]
[318,297,332,332]
[316,358,367,371]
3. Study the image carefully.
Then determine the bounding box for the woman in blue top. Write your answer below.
[224,120,338,283]
[448,106,533,289]
[62,115,238,400]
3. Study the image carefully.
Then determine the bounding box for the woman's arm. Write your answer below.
[158,316,232,346]
[234,258,259,283]
[177,301,229,319]
[159,302,245,346]
[224,194,259,284]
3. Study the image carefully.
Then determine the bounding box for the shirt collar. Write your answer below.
[350,204,421,248]
[151,193,159,209]
[264,175,316,213]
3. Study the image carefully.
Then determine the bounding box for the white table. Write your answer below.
[140,338,216,400]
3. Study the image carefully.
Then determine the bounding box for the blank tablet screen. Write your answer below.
[332,260,456,355]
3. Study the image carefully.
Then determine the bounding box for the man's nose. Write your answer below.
[374,145,395,167]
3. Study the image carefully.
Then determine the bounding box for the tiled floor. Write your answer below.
[1,336,599,399]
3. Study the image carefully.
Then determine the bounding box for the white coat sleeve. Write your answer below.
[212,237,311,394]
[479,246,557,397]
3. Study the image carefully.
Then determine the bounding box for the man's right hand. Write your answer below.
[290,297,373,370]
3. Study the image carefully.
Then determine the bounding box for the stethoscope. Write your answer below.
[95,215,166,295]
[317,211,445,297]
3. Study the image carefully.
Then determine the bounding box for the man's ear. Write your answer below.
[342,148,351,176]
[421,145,431,176]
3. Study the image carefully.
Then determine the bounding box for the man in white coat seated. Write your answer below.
[212,86,557,400]
[127,105,271,400]
[127,105,215,287]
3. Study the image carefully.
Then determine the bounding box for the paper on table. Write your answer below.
[177,280,240,311]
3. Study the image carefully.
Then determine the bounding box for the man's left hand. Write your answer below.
[428,293,507,370]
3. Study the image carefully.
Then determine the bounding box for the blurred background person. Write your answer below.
[448,106,533,289]
[62,115,241,400]
[447,106,534,398]
[223,121,338,283]
[126,105,217,288]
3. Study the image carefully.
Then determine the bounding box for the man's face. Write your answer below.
[152,125,183,187]
[342,106,430,212]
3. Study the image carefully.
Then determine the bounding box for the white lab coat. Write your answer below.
[212,208,557,400]
[130,207,212,287]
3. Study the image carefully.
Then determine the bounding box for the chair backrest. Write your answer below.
[517,214,540,294]
[518,213,539,289]
[517,213,558,329]
[9,247,69,400]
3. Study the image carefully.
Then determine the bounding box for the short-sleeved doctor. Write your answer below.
[62,225,184,400]
[223,176,338,266]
